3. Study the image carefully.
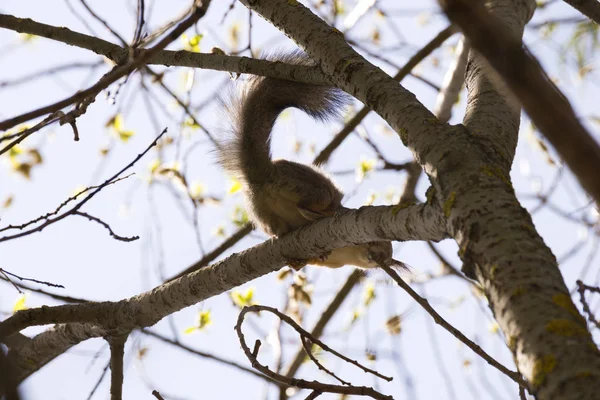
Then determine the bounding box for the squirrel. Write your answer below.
[217,51,396,270]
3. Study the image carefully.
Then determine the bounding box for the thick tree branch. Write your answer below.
[8,323,106,382]
[2,204,446,380]
[440,0,600,205]
[562,0,600,25]
[0,204,445,337]
[0,349,20,400]
[0,13,328,89]
[235,1,600,399]
[314,25,456,164]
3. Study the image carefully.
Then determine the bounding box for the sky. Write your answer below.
[0,1,599,399]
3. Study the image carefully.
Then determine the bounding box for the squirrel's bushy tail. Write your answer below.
[217,51,349,185]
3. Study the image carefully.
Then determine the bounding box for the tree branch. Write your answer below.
[0,127,165,243]
[0,204,446,339]
[433,35,469,124]
[107,334,128,400]
[315,25,456,165]
[0,13,328,88]
[379,264,527,388]
[235,305,392,399]
[141,329,278,384]
[562,0,600,25]
[0,349,20,400]
[234,1,600,398]
[283,269,363,380]
[440,0,600,205]
[0,0,211,133]
[2,204,446,381]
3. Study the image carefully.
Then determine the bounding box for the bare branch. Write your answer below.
[0,203,446,343]
[106,334,128,400]
[314,25,456,165]
[576,280,600,330]
[300,336,350,386]
[379,263,527,389]
[141,329,278,384]
[151,390,165,400]
[86,362,110,400]
[283,269,362,378]
[132,0,146,45]
[0,112,62,156]
[0,174,133,234]
[0,14,327,85]
[562,0,600,25]
[0,268,64,289]
[80,0,128,46]
[0,275,88,303]
[433,35,469,124]
[73,211,140,242]
[0,1,210,133]
[0,127,166,242]
[235,305,393,399]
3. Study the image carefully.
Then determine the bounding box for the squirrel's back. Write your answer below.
[217,51,349,186]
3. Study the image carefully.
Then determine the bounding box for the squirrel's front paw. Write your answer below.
[316,250,331,262]
[287,258,308,271]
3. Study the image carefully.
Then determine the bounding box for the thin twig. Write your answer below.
[304,391,322,400]
[0,270,22,293]
[314,25,455,164]
[235,305,393,400]
[141,329,278,383]
[0,112,61,156]
[0,1,210,134]
[0,128,166,242]
[284,270,363,378]
[576,280,600,330]
[73,211,140,242]
[80,0,128,46]
[132,0,146,46]
[0,268,64,289]
[0,275,88,302]
[301,336,350,386]
[86,361,110,400]
[151,390,165,400]
[242,305,392,382]
[379,264,527,388]
[0,174,133,234]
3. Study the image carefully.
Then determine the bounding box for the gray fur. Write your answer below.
[217,51,349,186]
[217,51,349,236]
[216,52,394,270]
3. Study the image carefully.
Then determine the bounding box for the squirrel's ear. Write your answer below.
[298,206,330,221]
